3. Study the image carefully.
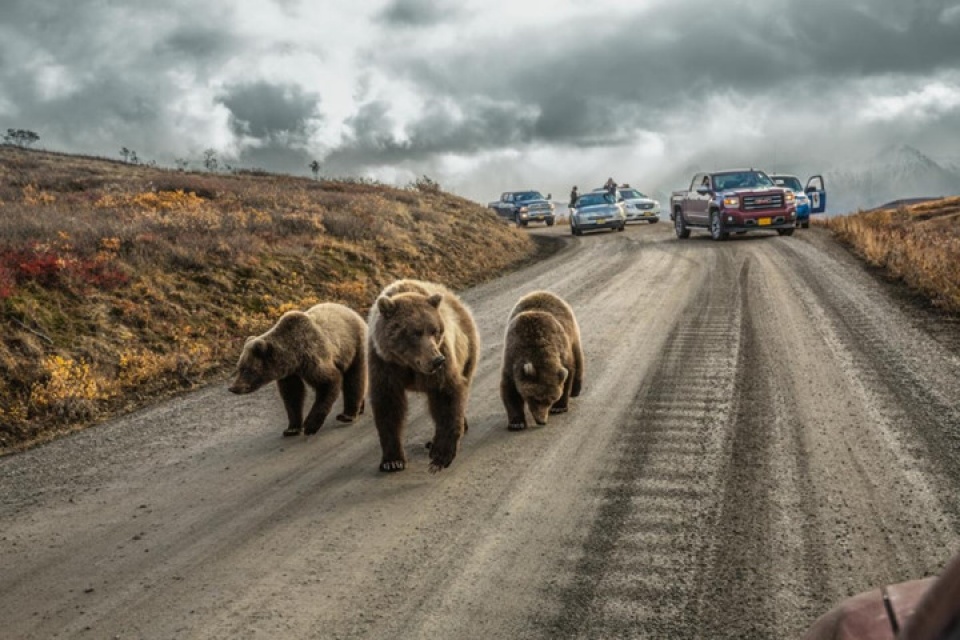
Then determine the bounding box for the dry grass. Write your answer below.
[820,196,960,312]
[0,146,534,452]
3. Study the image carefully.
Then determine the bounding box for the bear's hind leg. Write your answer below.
[303,376,341,435]
[277,375,306,436]
[337,356,367,423]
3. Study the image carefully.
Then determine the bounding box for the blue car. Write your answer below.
[770,174,827,228]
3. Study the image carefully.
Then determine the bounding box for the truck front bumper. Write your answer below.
[720,209,796,231]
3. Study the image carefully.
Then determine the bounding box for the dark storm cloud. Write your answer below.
[348,0,960,161]
[376,0,461,27]
[0,0,245,159]
[324,97,535,171]
[217,81,321,142]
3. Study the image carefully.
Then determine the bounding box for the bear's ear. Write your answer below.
[253,339,273,359]
[244,335,256,346]
[522,362,536,378]
[426,293,443,309]
[559,367,569,384]
[377,296,397,316]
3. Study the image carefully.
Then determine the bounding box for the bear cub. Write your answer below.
[229,302,367,437]
[367,279,479,473]
[500,291,584,430]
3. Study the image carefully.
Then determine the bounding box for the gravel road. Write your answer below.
[2,223,959,639]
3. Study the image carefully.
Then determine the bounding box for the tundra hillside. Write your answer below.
[0,147,533,452]
[822,196,960,312]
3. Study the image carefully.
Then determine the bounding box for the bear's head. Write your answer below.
[229,336,285,394]
[374,292,447,375]
[515,359,568,425]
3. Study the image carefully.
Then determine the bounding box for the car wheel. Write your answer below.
[777,228,795,237]
[617,223,625,232]
[649,218,659,224]
[674,209,690,239]
[546,219,555,227]
[570,224,577,236]
[709,210,727,241]
[801,221,810,229]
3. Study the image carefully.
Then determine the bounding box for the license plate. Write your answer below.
[758,217,771,226]
[596,218,607,224]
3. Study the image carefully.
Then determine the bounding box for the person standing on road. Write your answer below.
[569,185,579,208]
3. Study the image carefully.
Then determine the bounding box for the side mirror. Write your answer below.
[545,193,552,200]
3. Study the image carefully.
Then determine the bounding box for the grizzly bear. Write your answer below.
[229,302,367,437]
[500,291,583,430]
[367,279,479,473]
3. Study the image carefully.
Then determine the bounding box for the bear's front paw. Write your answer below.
[303,421,324,436]
[380,460,406,472]
[335,413,357,423]
[549,406,568,415]
[507,421,527,431]
[428,445,457,473]
[283,426,302,437]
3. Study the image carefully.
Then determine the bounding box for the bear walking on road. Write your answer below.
[229,303,367,437]
[500,291,584,430]
[367,279,480,473]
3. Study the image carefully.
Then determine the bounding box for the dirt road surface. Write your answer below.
[3,222,960,639]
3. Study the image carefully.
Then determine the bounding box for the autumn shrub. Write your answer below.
[825,197,960,311]
[0,145,535,452]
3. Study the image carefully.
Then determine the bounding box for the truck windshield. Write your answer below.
[771,176,803,192]
[712,172,775,191]
[514,191,544,202]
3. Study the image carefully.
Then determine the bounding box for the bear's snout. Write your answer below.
[430,355,446,372]
[228,381,250,394]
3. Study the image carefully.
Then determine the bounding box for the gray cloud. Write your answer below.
[217,81,321,142]
[376,0,461,27]
[0,0,958,207]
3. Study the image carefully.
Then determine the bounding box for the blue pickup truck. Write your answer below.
[488,190,556,227]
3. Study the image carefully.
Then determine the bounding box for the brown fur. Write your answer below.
[367,279,480,473]
[500,291,583,430]
[229,303,367,437]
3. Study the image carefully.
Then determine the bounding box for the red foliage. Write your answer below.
[0,243,128,294]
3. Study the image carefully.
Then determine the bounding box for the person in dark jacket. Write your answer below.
[569,186,579,208]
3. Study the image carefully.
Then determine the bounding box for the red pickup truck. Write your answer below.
[670,169,797,240]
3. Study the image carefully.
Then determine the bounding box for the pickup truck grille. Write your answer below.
[742,193,784,211]
[527,203,551,212]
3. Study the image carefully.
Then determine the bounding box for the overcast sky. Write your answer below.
[2,0,959,201]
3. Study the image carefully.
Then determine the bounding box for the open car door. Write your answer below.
[806,175,827,214]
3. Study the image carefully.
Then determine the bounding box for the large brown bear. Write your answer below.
[229,303,367,437]
[367,279,479,473]
[500,291,584,430]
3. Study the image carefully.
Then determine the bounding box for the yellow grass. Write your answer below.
[0,147,534,452]
[821,197,960,312]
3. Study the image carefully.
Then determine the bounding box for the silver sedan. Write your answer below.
[570,192,626,236]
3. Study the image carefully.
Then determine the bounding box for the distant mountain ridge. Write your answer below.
[825,145,960,214]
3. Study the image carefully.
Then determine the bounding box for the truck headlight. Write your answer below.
[519,206,529,213]
[785,192,796,203]
[722,196,739,208]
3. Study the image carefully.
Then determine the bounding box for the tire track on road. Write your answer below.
[544,249,745,639]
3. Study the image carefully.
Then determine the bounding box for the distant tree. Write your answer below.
[4,128,40,147]
[129,150,139,165]
[309,159,321,181]
[120,147,131,163]
[202,148,218,172]
[174,157,189,172]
